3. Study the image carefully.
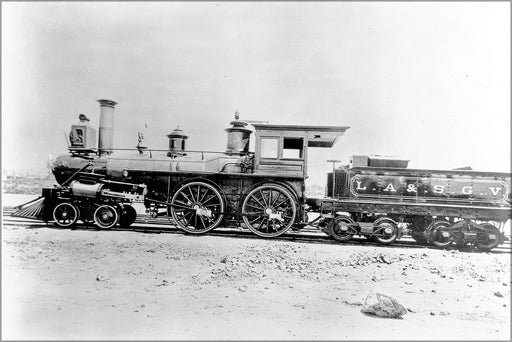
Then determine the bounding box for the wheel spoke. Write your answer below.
[249,216,262,225]
[274,197,290,209]
[198,187,208,203]
[173,200,192,209]
[184,211,194,226]
[187,187,197,202]
[198,215,206,229]
[179,191,193,204]
[259,190,268,206]
[246,203,264,211]
[202,194,218,205]
[271,192,282,207]
[251,195,265,209]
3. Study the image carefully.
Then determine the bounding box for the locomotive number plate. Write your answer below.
[441,232,450,238]
[489,234,496,240]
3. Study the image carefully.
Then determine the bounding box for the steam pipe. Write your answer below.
[97,99,118,155]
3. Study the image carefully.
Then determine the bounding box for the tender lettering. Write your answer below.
[489,187,502,196]
[355,180,367,191]
[462,186,473,195]
[407,184,417,193]
[383,183,397,192]
[433,185,444,194]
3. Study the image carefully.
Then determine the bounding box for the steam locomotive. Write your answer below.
[13,99,511,251]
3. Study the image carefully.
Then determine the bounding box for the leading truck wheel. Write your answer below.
[372,217,399,245]
[329,215,356,242]
[170,181,225,234]
[242,184,296,238]
[119,205,137,227]
[427,221,452,248]
[94,205,119,229]
[475,223,501,251]
[53,202,79,227]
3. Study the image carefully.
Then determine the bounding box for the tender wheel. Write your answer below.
[170,181,225,234]
[372,217,399,245]
[94,205,119,229]
[475,223,501,251]
[53,202,79,227]
[427,221,452,248]
[242,184,296,238]
[329,215,356,242]
[119,205,137,227]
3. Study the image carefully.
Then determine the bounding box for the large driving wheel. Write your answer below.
[329,215,356,242]
[119,205,137,227]
[242,184,296,238]
[427,220,452,248]
[475,223,501,251]
[53,202,79,227]
[94,205,119,229]
[170,181,225,234]
[372,217,399,245]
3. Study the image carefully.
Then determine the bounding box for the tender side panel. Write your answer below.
[327,167,510,207]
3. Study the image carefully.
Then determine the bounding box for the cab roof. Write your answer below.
[251,124,350,148]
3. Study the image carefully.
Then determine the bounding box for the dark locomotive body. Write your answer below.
[41,99,348,238]
[13,99,511,251]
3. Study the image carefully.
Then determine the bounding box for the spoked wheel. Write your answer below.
[372,217,399,245]
[475,223,501,251]
[242,184,296,238]
[170,181,225,234]
[94,205,119,229]
[329,215,356,242]
[119,205,137,227]
[427,221,452,248]
[53,202,79,227]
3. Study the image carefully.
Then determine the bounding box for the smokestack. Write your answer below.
[97,99,118,155]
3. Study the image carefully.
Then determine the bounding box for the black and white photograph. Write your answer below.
[2,1,510,340]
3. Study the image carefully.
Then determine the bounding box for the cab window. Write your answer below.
[283,137,303,159]
[260,138,278,158]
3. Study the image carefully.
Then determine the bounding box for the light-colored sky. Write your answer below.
[2,2,510,186]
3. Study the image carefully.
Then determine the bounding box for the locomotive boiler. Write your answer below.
[12,98,511,251]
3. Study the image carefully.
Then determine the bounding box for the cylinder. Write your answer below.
[97,99,118,155]
[70,181,104,198]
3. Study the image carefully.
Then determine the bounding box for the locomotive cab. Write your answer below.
[251,124,349,178]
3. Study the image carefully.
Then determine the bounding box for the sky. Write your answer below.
[2,2,510,187]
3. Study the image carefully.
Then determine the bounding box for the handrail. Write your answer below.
[70,146,254,157]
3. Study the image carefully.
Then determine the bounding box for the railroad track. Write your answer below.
[3,207,511,254]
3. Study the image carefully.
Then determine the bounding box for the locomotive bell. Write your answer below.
[225,110,252,155]
[167,126,188,157]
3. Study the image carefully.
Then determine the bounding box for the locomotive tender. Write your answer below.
[13,99,511,251]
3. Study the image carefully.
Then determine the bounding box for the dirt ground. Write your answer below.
[2,195,511,340]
